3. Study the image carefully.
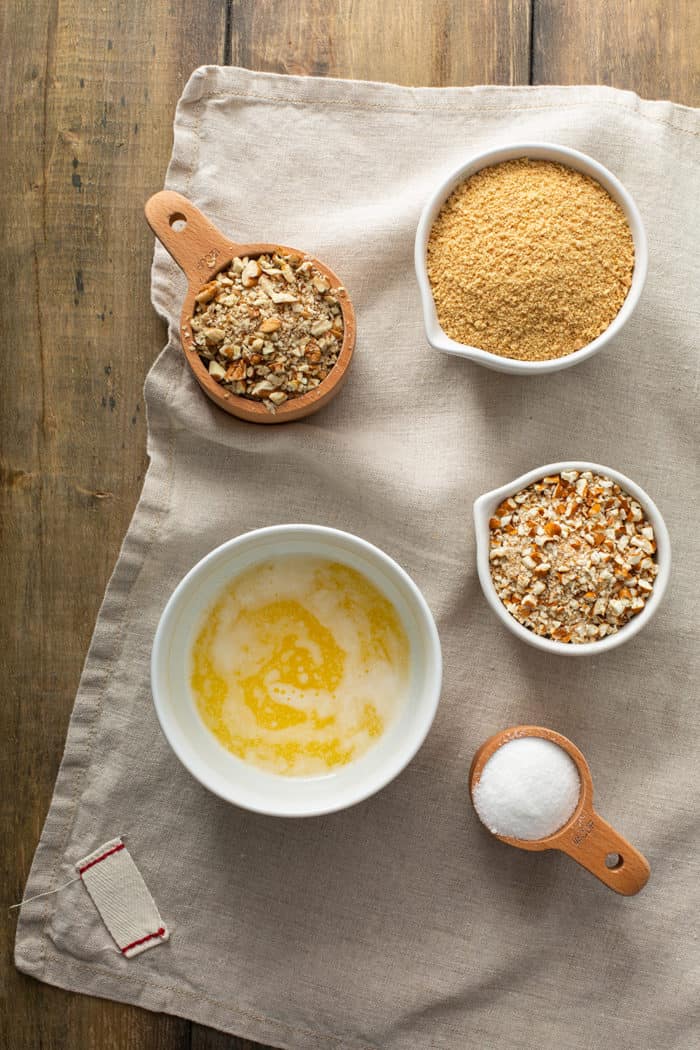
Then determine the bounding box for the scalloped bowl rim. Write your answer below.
[414,142,648,375]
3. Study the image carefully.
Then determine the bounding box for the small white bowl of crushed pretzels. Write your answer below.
[415,142,647,374]
[474,463,670,654]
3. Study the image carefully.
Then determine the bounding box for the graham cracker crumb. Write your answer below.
[427,159,635,362]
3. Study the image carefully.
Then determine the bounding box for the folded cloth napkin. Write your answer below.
[16,67,700,1050]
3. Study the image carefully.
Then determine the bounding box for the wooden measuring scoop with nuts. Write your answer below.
[145,191,356,423]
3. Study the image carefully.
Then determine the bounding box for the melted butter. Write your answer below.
[190,558,410,776]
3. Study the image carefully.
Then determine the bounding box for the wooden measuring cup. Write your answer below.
[144,191,356,423]
[469,725,650,896]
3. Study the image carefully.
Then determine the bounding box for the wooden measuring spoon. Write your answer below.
[144,190,356,423]
[469,725,650,896]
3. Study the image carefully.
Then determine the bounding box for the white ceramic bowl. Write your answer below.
[473,462,670,655]
[415,142,648,375]
[151,525,442,816]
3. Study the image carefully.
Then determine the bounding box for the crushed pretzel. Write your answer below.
[488,470,659,644]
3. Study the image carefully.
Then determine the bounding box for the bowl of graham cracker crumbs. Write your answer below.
[474,462,670,654]
[415,143,647,374]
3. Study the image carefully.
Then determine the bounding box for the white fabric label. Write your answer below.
[77,837,169,957]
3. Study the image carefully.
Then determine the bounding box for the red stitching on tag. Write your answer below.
[121,927,166,954]
[79,842,125,875]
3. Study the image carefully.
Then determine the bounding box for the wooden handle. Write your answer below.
[557,808,650,896]
[144,190,236,286]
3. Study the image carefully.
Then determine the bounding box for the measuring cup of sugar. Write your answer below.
[469,725,650,896]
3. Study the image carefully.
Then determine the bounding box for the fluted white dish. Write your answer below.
[415,142,648,375]
[473,462,670,655]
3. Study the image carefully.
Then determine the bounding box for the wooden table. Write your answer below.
[1,3,697,1048]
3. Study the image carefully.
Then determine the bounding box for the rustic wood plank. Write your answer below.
[533,0,700,106]
[230,0,532,86]
[0,1,226,1049]
[193,1030,269,1050]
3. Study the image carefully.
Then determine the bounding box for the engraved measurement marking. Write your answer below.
[572,818,594,846]
[198,249,219,271]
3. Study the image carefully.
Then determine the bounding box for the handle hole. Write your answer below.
[605,852,623,869]
[169,212,187,232]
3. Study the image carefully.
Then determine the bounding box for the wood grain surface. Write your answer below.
[1,2,697,1049]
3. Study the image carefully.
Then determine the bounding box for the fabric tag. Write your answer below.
[77,837,169,957]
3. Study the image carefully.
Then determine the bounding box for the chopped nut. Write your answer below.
[309,319,332,337]
[259,317,282,333]
[191,251,344,413]
[259,274,300,304]
[204,327,226,345]
[249,379,275,398]
[226,361,246,382]
[208,360,227,379]
[195,282,218,305]
[269,290,300,304]
[241,259,261,287]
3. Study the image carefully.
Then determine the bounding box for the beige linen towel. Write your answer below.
[15,67,700,1049]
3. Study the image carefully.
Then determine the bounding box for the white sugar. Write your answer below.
[472,737,580,841]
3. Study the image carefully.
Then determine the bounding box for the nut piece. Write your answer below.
[204,327,226,345]
[259,317,282,333]
[241,259,261,288]
[225,361,246,382]
[195,282,218,305]
[259,275,299,304]
[208,360,227,380]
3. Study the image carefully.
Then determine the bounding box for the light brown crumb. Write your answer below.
[427,159,635,361]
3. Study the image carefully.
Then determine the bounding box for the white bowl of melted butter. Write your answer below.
[151,525,442,816]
